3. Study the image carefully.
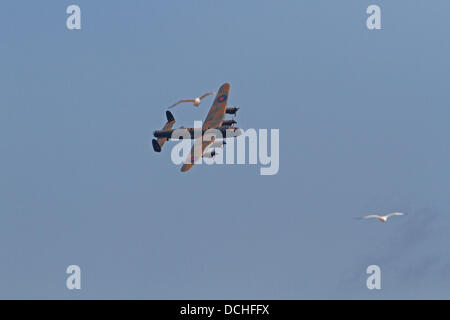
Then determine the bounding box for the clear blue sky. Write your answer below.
[0,1,449,299]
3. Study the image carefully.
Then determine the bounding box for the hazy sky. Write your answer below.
[0,1,449,299]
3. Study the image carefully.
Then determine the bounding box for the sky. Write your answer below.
[0,0,449,299]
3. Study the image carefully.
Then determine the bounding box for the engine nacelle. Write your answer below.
[203,150,216,158]
[222,119,237,126]
[225,106,239,115]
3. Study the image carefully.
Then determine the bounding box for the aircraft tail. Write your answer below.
[152,111,175,152]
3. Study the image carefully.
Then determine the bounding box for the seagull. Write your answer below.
[169,92,215,109]
[360,212,405,223]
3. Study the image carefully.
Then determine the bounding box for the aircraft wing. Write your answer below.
[180,135,215,172]
[202,83,230,130]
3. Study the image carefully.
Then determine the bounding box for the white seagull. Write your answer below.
[361,212,405,223]
[169,92,215,109]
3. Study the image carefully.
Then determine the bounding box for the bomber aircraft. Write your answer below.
[152,83,242,172]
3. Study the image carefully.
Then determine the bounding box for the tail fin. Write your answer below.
[166,110,175,123]
[152,111,176,152]
[152,139,162,152]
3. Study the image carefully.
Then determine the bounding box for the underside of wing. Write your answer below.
[181,135,216,172]
[202,83,230,131]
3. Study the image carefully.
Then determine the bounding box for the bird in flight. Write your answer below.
[169,92,215,109]
[360,212,405,223]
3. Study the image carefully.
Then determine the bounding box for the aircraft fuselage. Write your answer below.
[154,125,242,140]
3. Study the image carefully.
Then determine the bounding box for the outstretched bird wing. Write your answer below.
[386,212,404,218]
[199,92,215,100]
[169,99,195,109]
[363,214,381,219]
